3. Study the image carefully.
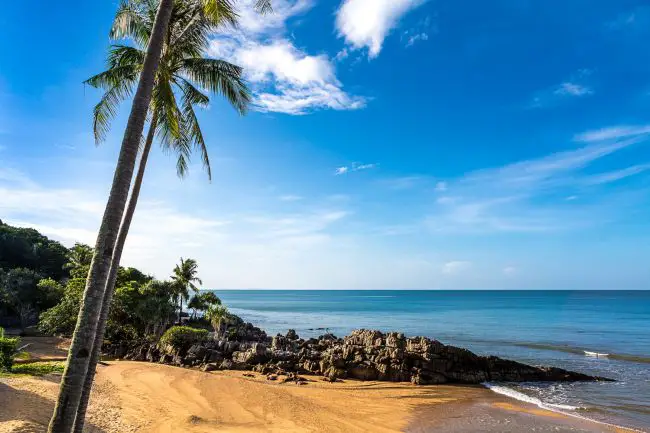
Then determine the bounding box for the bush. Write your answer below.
[0,327,19,371]
[159,326,208,351]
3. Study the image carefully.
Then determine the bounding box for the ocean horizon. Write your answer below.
[210,289,650,431]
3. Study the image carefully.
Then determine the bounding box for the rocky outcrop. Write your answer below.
[106,326,612,385]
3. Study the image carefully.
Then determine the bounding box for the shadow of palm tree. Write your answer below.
[0,381,107,432]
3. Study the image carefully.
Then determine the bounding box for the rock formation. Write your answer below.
[106,319,612,384]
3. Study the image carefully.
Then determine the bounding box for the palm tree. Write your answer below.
[49,2,175,430]
[171,257,203,323]
[51,0,272,430]
[63,244,94,272]
[70,1,254,430]
[205,304,230,334]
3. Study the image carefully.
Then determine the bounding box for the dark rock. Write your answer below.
[112,326,611,386]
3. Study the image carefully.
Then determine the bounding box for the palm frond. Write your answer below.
[91,81,136,144]
[181,58,251,114]
[254,0,273,14]
[177,79,212,180]
[110,0,151,45]
[84,64,140,91]
[201,0,239,27]
[107,45,147,69]
[153,77,183,146]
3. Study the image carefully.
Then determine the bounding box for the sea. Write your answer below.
[212,290,650,431]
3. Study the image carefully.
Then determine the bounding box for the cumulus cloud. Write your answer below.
[336,0,425,58]
[208,0,365,114]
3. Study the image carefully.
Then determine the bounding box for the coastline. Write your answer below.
[0,358,640,432]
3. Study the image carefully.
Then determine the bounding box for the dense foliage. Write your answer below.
[0,327,19,371]
[159,326,208,351]
[0,220,69,280]
[0,221,69,328]
[1,221,224,354]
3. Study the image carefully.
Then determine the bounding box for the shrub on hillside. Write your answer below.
[159,326,208,352]
[0,327,19,371]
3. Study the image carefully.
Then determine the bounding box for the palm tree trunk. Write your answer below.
[71,115,158,433]
[178,297,183,324]
[48,1,173,431]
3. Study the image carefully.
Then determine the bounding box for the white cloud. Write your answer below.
[426,130,650,234]
[336,0,425,58]
[574,124,650,142]
[434,181,447,192]
[405,32,428,47]
[442,261,470,275]
[554,82,593,97]
[335,166,349,175]
[530,70,594,108]
[279,194,303,201]
[0,165,361,288]
[208,1,365,114]
[583,164,650,185]
[503,266,516,276]
[335,162,378,175]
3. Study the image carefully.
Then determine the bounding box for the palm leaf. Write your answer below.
[90,81,136,143]
[110,0,152,46]
[177,79,212,180]
[181,58,250,114]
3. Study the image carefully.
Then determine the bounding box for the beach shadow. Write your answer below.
[0,381,107,433]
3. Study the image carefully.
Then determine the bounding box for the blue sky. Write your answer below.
[1,0,650,289]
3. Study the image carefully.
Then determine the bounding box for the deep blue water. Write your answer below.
[212,290,650,431]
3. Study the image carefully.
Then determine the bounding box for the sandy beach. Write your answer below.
[0,338,639,433]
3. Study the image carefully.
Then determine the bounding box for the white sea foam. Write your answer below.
[482,383,581,411]
[584,351,609,358]
[483,383,645,432]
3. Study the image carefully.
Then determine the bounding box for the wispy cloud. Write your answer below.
[402,15,435,48]
[279,194,303,201]
[530,69,594,109]
[441,260,471,275]
[574,125,650,142]
[503,266,516,276]
[426,128,650,234]
[335,162,378,175]
[208,0,365,114]
[335,0,426,58]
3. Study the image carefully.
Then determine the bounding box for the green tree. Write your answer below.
[63,244,93,279]
[205,304,229,333]
[187,291,221,318]
[0,221,69,280]
[1,268,45,331]
[134,280,176,336]
[39,279,87,337]
[171,257,202,324]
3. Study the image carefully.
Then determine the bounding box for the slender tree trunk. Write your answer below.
[178,297,183,324]
[71,116,158,433]
[48,1,173,431]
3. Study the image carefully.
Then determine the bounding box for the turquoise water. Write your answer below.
[213,290,650,431]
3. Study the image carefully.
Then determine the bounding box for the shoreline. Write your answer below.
[1,358,640,432]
